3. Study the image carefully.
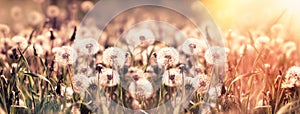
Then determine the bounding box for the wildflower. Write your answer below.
[156,47,180,66]
[128,78,154,100]
[54,46,77,66]
[76,26,100,39]
[181,38,208,56]
[254,36,270,49]
[81,1,94,12]
[125,28,155,48]
[204,46,226,65]
[74,38,100,55]
[46,5,60,18]
[99,68,120,87]
[10,6,23,21]
[192,74,210,94]
[72,74,89,93]
[281,66,300,88]
[11,35,28,50]
[27,11,44,26]
[162,68,182,87]
[102,47,126,68]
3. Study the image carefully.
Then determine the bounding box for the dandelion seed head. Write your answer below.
[46,5,60,18]
[102,47,126,68]
[0,24,10,36]
[27,11,44,26]
[87,76,100,91]
[182,38,208,56]
[192,74,210,94]
[54,46,77,66]
[282,66,300,88]
[77,64,92,75]
[99,68,120,87]
[74,38,100,55]
[11,35,28,50]
[72,74,89,93]
[10,6,23,21]
[254,36,270,49]
[156,47,180,66]
[162,68,182,87]
[125,28,155,48]
[81,1,94,12]
[128,78,154,100]
[204,46,226,65]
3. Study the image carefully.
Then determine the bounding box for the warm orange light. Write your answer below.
[280,0,300,12]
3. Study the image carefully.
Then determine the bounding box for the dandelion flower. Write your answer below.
[128,78,154,100]
[74,38,100,55]
[192,74,211,94]
[72,74,89,93]
[204,46,226,65]
[102,47,126,68]
[99,68,120,87]
[11,35,28,50]
[282,66,300,88]
[46,5,60,18]
[181,38,208,56]
[54,46,77,66]
[162,68,182,87]
[156,47,180,66]
[81,1,94,12]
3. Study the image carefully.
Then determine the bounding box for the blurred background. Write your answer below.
[0,0,299,41]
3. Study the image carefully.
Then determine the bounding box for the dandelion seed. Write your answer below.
[182,38,208,56]
[99,68,120,87]
[46,5,60,18]
[156,47,180,66]
[192,74,210,94]
[74,38,100,55]
[72,74,89,93]
[128,78,154,100]
[54,46,77,66]
[81,1,94,12]
[162,68,182,87]
[125,28,155,48]
[102,47,126,68]
[204,46,226,65]
[282,66,300,88]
